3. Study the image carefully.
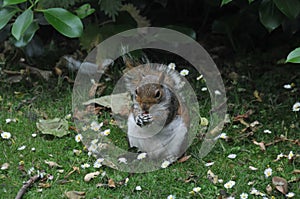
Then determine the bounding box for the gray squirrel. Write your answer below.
[124,62,190,162]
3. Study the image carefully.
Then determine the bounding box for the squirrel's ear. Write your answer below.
[158,71,165,84]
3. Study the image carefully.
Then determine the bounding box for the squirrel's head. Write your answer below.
[135,83,164,113]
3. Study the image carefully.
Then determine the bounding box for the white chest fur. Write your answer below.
[127,113,187,161]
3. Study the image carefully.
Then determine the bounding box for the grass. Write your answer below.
[0,61,299,199]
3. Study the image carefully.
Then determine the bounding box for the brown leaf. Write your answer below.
[292,169,300,174]
[89,82,106,98]
[65,191,85,199]
[272,176,288,195]
[177,155,191,163]
[266,184,272,194]
[38,183,51,188]
[253,140,266,151]
[207,170,218,184]
[54,67,62,76]
[108,178,116,188]
[233,110,254,121]
[65,167,80,179]
[44,160,62,168]
[84,171,100,182]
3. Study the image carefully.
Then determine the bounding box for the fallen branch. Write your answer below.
[15,174,40,199]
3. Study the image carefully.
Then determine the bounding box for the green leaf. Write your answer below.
[14,21,39,47]
[248,0,256,3]
[273,0,300,19]
[286,47,300,63]
[42,8,83,38]
[12,8,33,40]
[3,0,26,7]
[99,0,123,20]
[0,8,18,30]
[221,0,232,7]
[259,0,284,32]
[75,3,95,19]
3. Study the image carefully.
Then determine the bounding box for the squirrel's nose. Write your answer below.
[142,103,150,112]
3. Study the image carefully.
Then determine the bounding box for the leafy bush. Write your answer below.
[0,0,94,47]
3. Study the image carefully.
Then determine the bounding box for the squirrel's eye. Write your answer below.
[155,89,161,98]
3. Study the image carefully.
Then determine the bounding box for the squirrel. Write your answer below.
[124,62,190,163]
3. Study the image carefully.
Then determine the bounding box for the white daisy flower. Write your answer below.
[250,188,260,195]
[286,192,295,198]
[292,102,300,111]
[118,157,127,164]
[81,163,90,169]
[193,187,201,192]
[161,160,170,168]
[264,167,272,178]
[283,84,292,89]
[93,162,102,168]
[224,180,235,189]
[180,69,189,76]
[101,129,110,136]
[1,131,11,139]
[168,63,176,70]
[75,134,83,142]
[240,193,248,199]
[167,195,176,199]
[90,121,103,131]
[219,133,228,139]
[288,151,294,160]
[137,152,147,160]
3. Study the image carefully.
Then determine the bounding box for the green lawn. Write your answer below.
[0,62,299,199]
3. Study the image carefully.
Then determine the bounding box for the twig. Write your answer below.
[15,174,40,199]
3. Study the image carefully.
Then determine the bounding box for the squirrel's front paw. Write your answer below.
[136,113,153,127]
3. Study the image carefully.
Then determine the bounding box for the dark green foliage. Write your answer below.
[99,0,123,21]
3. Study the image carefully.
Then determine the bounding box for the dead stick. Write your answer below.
[15,174,40,199]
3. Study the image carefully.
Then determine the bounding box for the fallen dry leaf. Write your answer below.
[38,183,51,188]
[233,110,254,121]
[177,155,191,163]
[272,176,288,195]
[292,169,300,174]
[266,184,272,194]
[84,171,100,182]
[65,167,80,179]
[83,92,131,117]
[65,191,85,199]
[207,170,218,184]
[44,160,62,168]
[253,140,266,151]
[253,90,262,102]
[108,178,116,188]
